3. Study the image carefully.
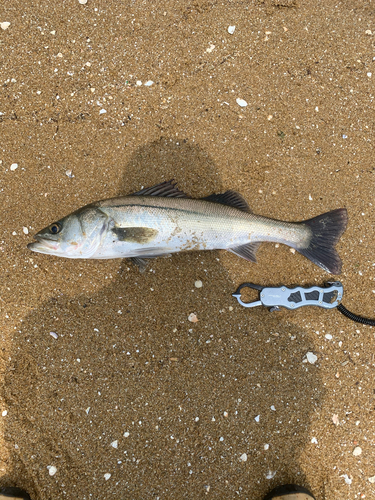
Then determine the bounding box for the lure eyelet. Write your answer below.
[49,223,61,234]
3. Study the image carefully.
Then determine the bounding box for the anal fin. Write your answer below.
[228,242,261,263]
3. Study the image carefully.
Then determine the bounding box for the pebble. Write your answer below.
[104,473,111,481]
[311,437,318,444]
[78,0,88,4]
[123,432,129,437]
[48,465,57,476]
[368,476,375,483]
[239,453,247,462]
[194,280,203,288]
[0,22,10,30]
[110,440,118,449]
[99,109,107,114]
[270,405,276,411]
[367,72,372,78]
[228,26,235,34]
[254,415,260,422]
[365,29,373,35]
[22,227,29,235]
[289,248,296,254]
[353,446,362,456]
[49,331,58,339]
[188,313,198,323]
[325,334,332,340]
[65,170,74,178]
[10,163,18,171]
[264,444,269,450]
[144,80,154,86]
[306,352,317,364]
[2,410,7,417]
[236,98,248,107]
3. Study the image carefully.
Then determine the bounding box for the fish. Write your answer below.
[27,180,348,273]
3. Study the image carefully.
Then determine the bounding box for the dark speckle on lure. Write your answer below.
[28,180,348,274]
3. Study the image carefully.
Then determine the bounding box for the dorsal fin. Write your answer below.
[131,180,189,198]
[201,190,252,212]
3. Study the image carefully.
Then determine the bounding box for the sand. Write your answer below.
[1,1,375,498]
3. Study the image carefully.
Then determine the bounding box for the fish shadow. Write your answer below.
[2,139,324,500]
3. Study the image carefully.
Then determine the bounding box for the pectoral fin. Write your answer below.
[112,227,158,244]
[228,242,261,262]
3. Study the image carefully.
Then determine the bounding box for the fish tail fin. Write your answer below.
[296,208,348,274]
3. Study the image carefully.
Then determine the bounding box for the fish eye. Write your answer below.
[49,223,61,234]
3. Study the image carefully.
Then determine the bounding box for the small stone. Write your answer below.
[144,80,154,86]
[289,248,296,254]
[267,115,273,120]
[194,280,203,288]
[104,473,111,481]
[22,227,29,235]
[2,410,7,417]
[236,98,248,107]
[78,0,88,4]
[99,109,106,114]
[306,352,318,364]
[254,415,260,422]
[264,444,269,450]
[10,163,18,171]
[123,432,129,437]
[332,414,339,426]
[206,44,215,53]
[57,52,63,58]
[219,436,224,442]
[49,331,58,339]
[270,405,276,411]
[309,194,313,200]
[85,407,90,414]
[1,22,10,30]
[311,437,318,444]
[367,72,372,78]
[50,30,56,35]
[223,411,228,417]
[188,313,198,323]
[110,440,118,449]
[136,80,142,86]
[368,476,375,483]
[228,26,235,34]
[325,334,333,340]
[86,62,91,67]
[48,465,57,476]
[65,170,74,178]
[239,453,247,462]
[353,446,362,456]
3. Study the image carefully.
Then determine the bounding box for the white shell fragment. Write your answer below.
[194,280,203,288]
[23,227,29,235]
[48,465,57,476]
[110,440,118,449]
[49,331,58,339]
[2,410,7,417]
[99,109,107,114]
[353,446,362,456]
[10,163,18,171]
[368,476,375,483]
[144,80,154,86]
[1,22,10,30]
[78,0,88,4]
[341,474,352,485]
[239,453,247,462]
[188,313,198,323]
[306,352,318,364]
[104,473,111,481]
[228,26,236,34]
[254,415,260,422]
[123,432,130,438]
[236,98,247,107]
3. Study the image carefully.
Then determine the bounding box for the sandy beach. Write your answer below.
[1,1,375,498]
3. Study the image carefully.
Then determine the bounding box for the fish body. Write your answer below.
[28,181,348,273]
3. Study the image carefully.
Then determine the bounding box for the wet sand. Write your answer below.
[1,1,375,498]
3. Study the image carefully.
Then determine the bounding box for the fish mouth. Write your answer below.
[27,235,59,254]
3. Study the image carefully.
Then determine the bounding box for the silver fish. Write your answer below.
[28,181,348,273]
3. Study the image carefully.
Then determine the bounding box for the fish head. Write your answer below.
[28,206,110,258]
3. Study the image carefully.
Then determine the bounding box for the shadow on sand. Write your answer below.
[2,139,324,499]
